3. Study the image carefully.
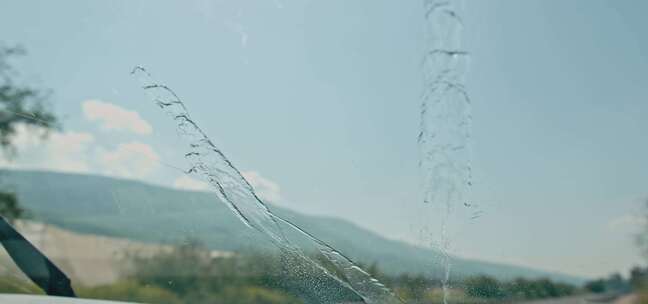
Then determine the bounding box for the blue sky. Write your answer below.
[0,0,646,278]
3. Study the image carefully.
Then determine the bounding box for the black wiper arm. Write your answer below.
[0,216,76,297]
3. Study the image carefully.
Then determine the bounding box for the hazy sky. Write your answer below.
[1,0,646,278]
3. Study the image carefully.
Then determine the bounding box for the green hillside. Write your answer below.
[0,170,585,285]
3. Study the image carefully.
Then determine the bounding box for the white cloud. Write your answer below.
[608,214,646,232]
[241,171,281,202]
[173,175,210,191]
[1,125,281,204]
[82,100,153,135]
[1,124,94,173]
[97,142,159,179]
[1,99,163,183]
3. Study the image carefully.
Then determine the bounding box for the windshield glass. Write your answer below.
[0,1,646,304]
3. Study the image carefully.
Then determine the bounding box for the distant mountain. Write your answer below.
[0,170,585,285]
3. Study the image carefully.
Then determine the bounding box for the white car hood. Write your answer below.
[0,294,140,304]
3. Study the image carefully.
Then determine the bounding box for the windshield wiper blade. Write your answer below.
[0,216,76,297]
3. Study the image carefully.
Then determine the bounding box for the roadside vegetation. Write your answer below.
[634,199,648,304]
[0,239,581,304]
[0,44,58,225]
[629,266,648,304]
